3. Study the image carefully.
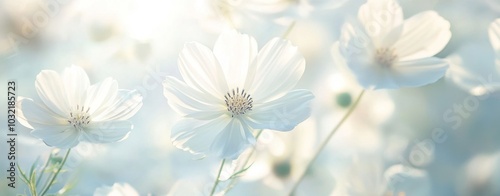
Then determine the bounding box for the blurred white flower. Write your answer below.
[456,152,500,196]
[332,155,430,196]
[195,0,296,32]
[163,30,314,159]
[446,18,500,95]
[334,0,451,89]
[94,183,140,196]
[17,65,143,148]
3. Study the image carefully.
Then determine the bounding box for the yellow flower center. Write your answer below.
[225,88,253,117]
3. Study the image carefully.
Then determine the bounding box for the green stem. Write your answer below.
[36,153,53,187]
[39,148,71,196]
[222,130,264,193]
[289,90,366,194]
[282,21,297,39]
[210,159,226,196]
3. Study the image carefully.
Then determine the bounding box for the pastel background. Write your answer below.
[0,0,499,195]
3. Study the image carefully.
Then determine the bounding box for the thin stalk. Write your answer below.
[289,90,366,194]
[39,148,71,196]
[210,159,226,196]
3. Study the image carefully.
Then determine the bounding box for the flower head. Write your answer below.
[18,65,143,148]
[163,30,314,159]
[334,0,452,89]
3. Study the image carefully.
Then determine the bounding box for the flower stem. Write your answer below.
[222,129,264,193]
[210,159,226,196]
[289,90,366,194]
[39,148,71,196]
[282,21,297,38]
[36,153,53,187]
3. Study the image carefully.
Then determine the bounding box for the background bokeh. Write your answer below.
[1,0,500,195]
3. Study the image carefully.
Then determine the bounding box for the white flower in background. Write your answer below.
[17,65,143,148]
[163,30,314,159]
[196,0,296,32]
[456,152,500,196]
[93,183,140,196]
[446,18,500,95]
[331,155,430,196]
[334,0,451,89]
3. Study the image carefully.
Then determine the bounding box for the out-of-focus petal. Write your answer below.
[392,11,451,61]
[390,57,448,88]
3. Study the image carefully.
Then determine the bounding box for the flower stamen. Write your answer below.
[374,47,397,67]
[225,87,253,117]
[68,105,91,130]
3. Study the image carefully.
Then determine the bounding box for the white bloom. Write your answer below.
[163,30,314,159]
[93,183,140,196]
[334,0,451,89]
[17,65,143,148]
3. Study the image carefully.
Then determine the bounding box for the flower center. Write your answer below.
[374,47,397,67]
[67,105,91,130]
[224,88,253,117]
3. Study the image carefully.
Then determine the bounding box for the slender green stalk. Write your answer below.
[289,90,366,194]
[36,153,53,187]
[39,148,71,196]
[222,130,264,193]
[210,159,226,196]
[282,21,297,39]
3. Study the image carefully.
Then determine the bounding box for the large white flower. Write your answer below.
[163,30,314,160]
[17,65,143,148]
[334,0,452,89]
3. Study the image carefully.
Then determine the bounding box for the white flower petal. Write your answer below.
[392,11,451,61]
[213,30,258,89]
[31,126,79,148]
[178,42,229,97]
[489,18,500,53]
[35,70,71,117]
[81,121,132,143]
[358,0,403,46]
[390,57,448,88]
[62,65,90,107]
[92,90,143,121]
[171,116,231,158]
[245,90,314,131]
[84,78,118,115]
[163,77,224,120]
[17,97,67,129]
[246,38,305,102]
[210,119,255,159]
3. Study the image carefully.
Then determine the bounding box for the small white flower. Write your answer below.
[93,183,140,196]
[490,18,500,64]
[163,30,314,159]
[17,65,143,148]
[334,0,452,89]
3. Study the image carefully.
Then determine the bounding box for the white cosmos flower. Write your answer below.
[334,0,452,89]
[17,65,143,148]
[93,183,140,196]
[163,30,314,159]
